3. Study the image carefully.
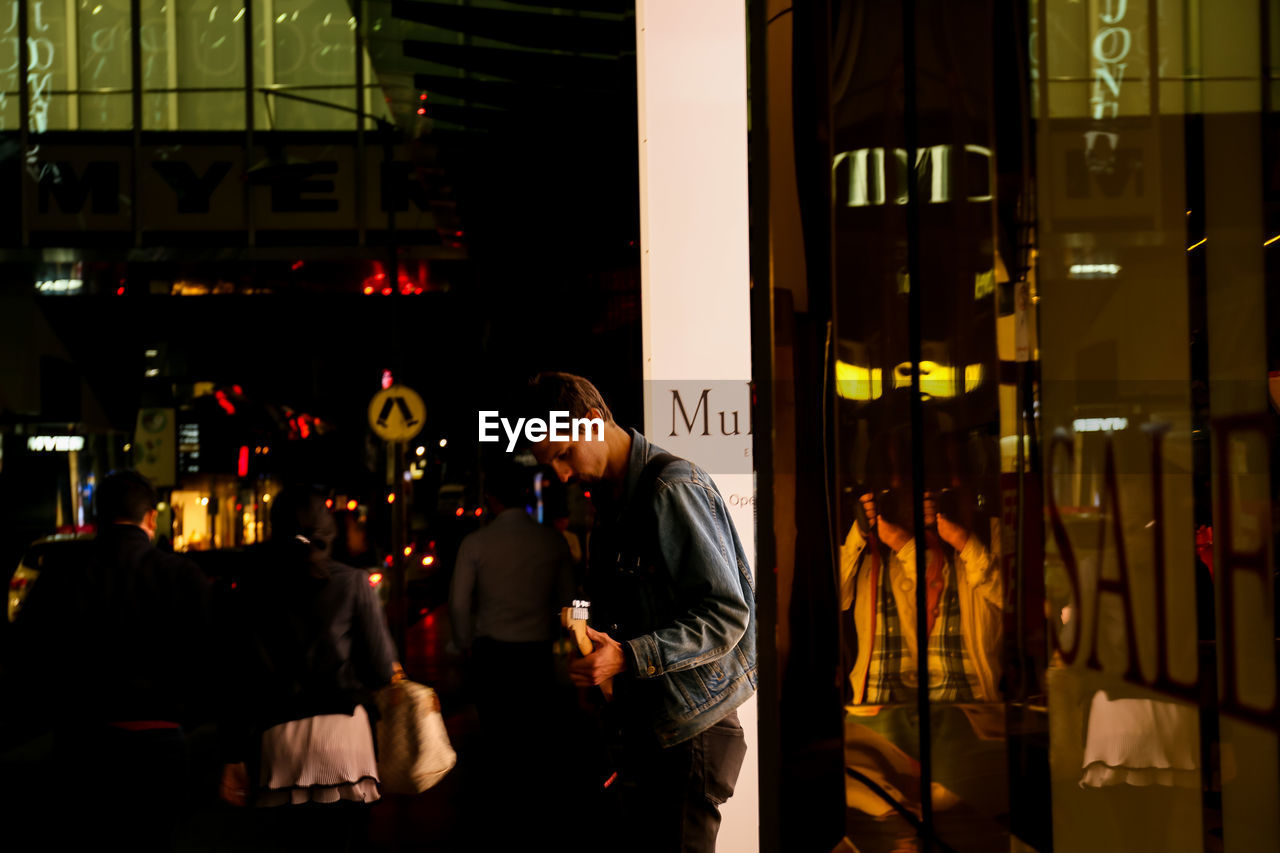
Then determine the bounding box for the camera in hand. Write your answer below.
[933,487,960,521]
[874,488,911,529]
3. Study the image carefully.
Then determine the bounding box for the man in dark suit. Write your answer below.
[19,470,212,851]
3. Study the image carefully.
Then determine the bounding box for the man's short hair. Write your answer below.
[524,372,613,425]
[485,462,532,509]
[96,470,158,524]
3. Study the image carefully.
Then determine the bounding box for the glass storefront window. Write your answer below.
[25,0,74,131]
[141,0,247,130]
[3,0,386,132]
[0,1,17,130]
[76,0,132,130]
[254,0,358,130]
[771,1,1280,851]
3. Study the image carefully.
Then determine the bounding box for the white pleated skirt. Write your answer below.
[257,704,382,806]
[1080,692,1199,788]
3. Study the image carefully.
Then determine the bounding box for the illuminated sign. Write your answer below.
[1072,417,1129,432]
[833,144,993,208]
[27,435,85,452]
[1091,0,1131,120]
[178,422,200,474]
[34,278,83,294]
[1069,263,1120,278]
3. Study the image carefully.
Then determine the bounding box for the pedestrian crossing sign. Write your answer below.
[368,385,426,442]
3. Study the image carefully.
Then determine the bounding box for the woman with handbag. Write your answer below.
[217,486,401,852]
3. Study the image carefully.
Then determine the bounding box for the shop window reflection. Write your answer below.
[838,393,1008,849]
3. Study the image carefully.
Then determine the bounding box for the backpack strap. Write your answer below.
[620,451,681,559]
[634,452,680,508]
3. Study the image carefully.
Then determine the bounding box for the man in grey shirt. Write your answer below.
[449,467,574,657]
[449,463,575,842]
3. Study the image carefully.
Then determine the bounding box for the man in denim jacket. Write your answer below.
[524,372,757,853]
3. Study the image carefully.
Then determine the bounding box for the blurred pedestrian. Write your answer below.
[448,461,574,844]
[218,486,401,853]
[17,469,213,852]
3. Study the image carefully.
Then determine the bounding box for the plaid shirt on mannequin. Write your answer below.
[841,520,1003,705]
[865,548,975,704]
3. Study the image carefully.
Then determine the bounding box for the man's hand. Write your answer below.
[568,625,626,687]
[926,494,969,551]
[862,492,910,552]
[935,512,969,551]
[219,762,248,807]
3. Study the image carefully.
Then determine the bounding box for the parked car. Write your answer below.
[7,534,95,623]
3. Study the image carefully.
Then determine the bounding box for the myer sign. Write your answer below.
[17,143,447,237]
[27,435,85,452]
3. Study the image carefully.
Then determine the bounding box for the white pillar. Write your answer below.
[636,3,757,851]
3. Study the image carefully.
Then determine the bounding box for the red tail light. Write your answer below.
[10,576,29,591]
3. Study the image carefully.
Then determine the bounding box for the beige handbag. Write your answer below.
[375,680,457,794]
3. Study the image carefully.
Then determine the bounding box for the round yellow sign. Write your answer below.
[368,385,426,442]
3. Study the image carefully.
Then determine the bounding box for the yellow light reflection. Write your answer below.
[964,364,984,393]
[889,362,986,397]
[835,361,883,400]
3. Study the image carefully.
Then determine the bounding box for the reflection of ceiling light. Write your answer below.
[892,362,980,398]
[1073,417,1128,432]
[838,360,986,400]
[835,361,883,400]
[145,368,160,377]
[1069,263,1120,278]
[145,349,158,358]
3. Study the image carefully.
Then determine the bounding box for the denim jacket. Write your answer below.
[592,430,758,748]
